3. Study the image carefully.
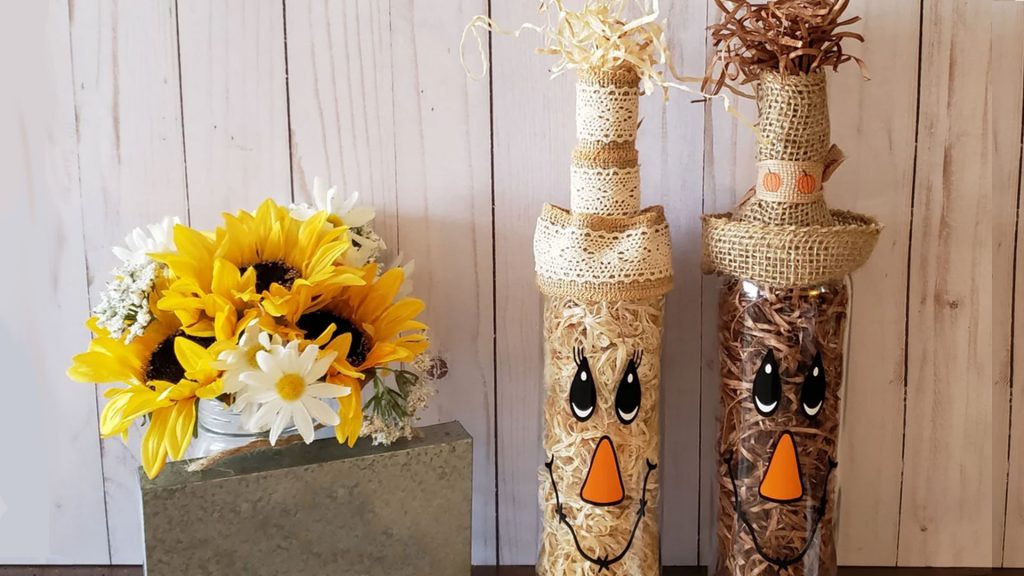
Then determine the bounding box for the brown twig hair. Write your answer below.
[702,0,867,96]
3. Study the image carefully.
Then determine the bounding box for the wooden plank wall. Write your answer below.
[3,0,1019,567]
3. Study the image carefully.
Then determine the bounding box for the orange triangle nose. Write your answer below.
[759,432,804,503]
[581,436,625,506]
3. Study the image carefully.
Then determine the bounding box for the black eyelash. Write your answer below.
[573,346,586,366]
[632,350,644,367]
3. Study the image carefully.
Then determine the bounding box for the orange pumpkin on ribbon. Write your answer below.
[797,171,817,195]
[762,170,782,193]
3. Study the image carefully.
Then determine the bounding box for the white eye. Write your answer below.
[627,373,633,383]
[572,402,594,419]
[802,400,822,417]
[755,397,778,415]
[581,371,587,382]
[764,363,773,374]
[812,366,819,377]
[617,405,639,422]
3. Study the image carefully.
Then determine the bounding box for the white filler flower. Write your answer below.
[237,341,349,445]
[93,216,181,342]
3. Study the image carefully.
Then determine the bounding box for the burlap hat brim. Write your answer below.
[701,209,882,288]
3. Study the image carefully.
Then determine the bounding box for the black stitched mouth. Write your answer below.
[546,456,657,572]
[724,449,837,569]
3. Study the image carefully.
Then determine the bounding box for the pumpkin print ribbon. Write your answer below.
[753,145,846,204]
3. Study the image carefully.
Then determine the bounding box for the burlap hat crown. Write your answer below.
[535,67,673,301]
[701,70,881,288]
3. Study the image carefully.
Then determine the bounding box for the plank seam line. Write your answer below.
[281,0,295,203]
[387,2,400,254]
[1000,30,1024,568]
[65,0,112,562]
[173,0,192,227]
[895,1,927,564]
[485,0,500,566]
[696,0,711,563]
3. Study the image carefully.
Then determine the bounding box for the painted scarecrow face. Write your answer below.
[543,337,661,572]
[724,331,843,570]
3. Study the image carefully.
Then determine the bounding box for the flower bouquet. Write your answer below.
[68,179,434,479]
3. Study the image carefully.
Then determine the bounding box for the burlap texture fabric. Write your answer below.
[701,70,880,288]
[535,204,673,301]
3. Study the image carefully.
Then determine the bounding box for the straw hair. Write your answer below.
[538,295,663,575]
[701,71,880,288]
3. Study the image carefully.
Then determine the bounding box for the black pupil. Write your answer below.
[801,352,827,416]
[753,349,781,416]
[615,359,641,424]
[145,333,216,384]
[569,357,596,422]
[296,310,370,366]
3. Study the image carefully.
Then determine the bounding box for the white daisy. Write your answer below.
[290,177,375,228]
[214,324,281,394]
[111,216,181,266]
[236,341,349,445]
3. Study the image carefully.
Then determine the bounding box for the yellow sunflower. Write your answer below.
[275,263,429,445]
[154,199,365,342]
[68,294,224,478]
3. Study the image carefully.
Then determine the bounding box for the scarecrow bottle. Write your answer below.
[535,63,673,576]
[701,3,881,575]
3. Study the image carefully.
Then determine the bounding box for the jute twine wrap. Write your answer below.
[701,70,880,288]
[535,67,670,575]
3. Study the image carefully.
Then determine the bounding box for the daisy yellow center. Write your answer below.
[297,310,370,366]
[246,260,300,293]
[276,373,306,402]
[146,332,215,384]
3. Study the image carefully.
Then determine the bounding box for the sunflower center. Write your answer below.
[276,373,306,402]
[247,260,300,293]
[296,311,370,366]
[145,332,215,384]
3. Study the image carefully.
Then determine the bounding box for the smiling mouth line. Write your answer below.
[546,456,657,572]
[725,450,838,569]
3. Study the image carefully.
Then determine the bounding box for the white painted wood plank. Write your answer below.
[828,1,920,566]
[284,0,398,245]
[898,0,995,566]
[68,0,189,563]
[177,0,291,229]
[996,0,1024,566]
[0,0,108,563]
[389,0,496,563]
[491,1,575,564]
[641,1,707,565]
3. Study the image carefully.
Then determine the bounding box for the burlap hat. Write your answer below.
[701,70,881,288]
